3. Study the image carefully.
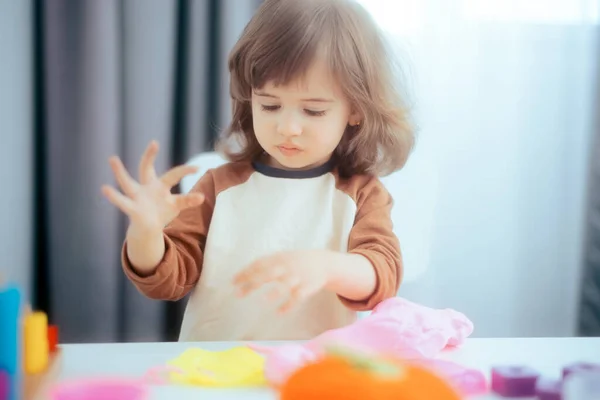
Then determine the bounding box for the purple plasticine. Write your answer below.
[562,362,600,379]
[490,365,540,397]
[563,371,600,400]
[0,369,8,400]
[536,378,562,400]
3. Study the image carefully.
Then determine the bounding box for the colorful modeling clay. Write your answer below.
[249,297,483,395]
[165,346,266,387]
[408,358,487,395]
[306,297,474,359]
[278,346,462,400]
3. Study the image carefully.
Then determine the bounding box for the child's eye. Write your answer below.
[261,105,280,112]
[305,109,326,117]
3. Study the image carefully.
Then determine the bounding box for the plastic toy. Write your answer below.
[0,371,8,400]
[491,363,600,399]
[563,371,600,400]
[535,378,562,400]
[490,365,540,396]
[562,362,600,378]
[0,282,62,400]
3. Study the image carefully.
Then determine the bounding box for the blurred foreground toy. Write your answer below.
[490,362,600,399]
[49,377,148,400]
[278,346,462,400]
[0,282,62,400]
[165,346,266,387]
[249,297,485,396]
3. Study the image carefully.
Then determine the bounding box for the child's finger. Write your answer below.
[109,156,139,197]
[101,185,136,216]
[138,140,159,184]
[233,258,281,286]
[277,274,300,292]
[234,266,284,297]
[160,165,199,188]
[278,289,299,314]
[279,285,312,314]
[173,193,205,210]
[264,284,284,302]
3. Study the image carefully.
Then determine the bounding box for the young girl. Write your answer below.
[102,0,414,342]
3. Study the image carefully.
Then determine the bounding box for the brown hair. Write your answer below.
[216,0,415,177]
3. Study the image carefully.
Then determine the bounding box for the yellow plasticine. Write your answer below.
[166,346,267,387]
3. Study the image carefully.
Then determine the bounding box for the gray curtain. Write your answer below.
[578,37,600,336]
[35,0,261,343]
[0,0,34,303]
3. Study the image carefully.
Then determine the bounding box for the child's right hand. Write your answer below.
[101,140,204,234]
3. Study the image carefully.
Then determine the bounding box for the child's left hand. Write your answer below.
[233,250,332,313]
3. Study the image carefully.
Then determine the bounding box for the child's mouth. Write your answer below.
[277,145,302,156]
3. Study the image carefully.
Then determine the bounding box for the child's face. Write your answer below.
[251,57,358,170]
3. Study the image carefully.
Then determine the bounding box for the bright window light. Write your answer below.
[357,0,600,28]
[461,0,599,23]
[357,0,423,36]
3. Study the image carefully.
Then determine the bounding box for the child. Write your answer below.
[102,0,414,342]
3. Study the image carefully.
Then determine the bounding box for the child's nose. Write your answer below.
[277,114,302,136]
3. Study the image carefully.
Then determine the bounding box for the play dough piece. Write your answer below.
[279,346,462,400]
[166,346,266,387]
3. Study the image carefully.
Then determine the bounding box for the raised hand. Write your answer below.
[101,140,204,234]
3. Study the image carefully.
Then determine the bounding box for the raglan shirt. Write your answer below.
[121,160,402,341]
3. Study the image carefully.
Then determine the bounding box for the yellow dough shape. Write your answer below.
[166,346,267,387]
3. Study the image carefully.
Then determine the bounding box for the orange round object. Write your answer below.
[278,348,462,400]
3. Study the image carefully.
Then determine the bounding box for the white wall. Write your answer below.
[360,1,599,337]
[0,0,34,302]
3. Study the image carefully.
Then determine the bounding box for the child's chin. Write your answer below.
[272,156,314,171]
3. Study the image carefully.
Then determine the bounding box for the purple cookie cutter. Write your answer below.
[536,378,562,400]
[562,362,600,379]
[490,365,540,397]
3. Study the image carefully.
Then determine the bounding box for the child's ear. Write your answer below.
[348,110,363,126]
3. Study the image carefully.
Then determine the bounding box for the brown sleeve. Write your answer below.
[336,174,403,311]
[121,169,216,301]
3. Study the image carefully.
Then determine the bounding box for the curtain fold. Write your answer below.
[578,36,600,336]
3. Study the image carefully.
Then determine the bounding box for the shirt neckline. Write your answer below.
[251,158,335,179]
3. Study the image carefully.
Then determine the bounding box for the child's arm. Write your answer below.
[121,171,216,301]
[331,176,402,310]
[124,225,167,274]
[323,251,378,303]
[233,176,401,313]
[102,141,216,302]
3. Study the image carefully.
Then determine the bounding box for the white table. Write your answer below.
[56,337,600,399]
